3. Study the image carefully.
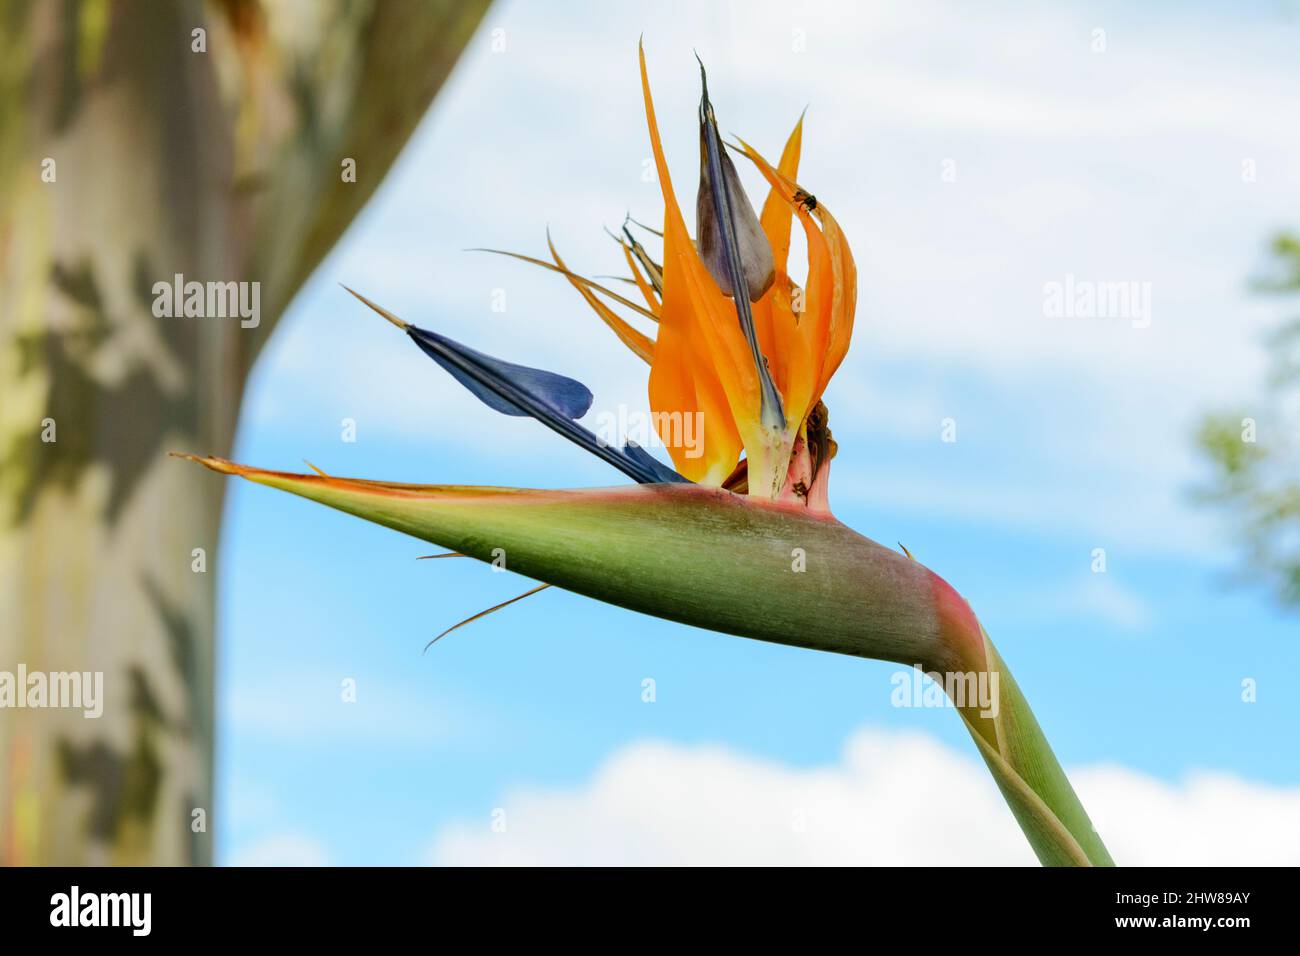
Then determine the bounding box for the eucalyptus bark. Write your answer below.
[0,0,488,865]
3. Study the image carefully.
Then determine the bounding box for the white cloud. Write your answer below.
[229,832,332,867]
[426,727,1300,866]
[1055,575,1152,633]
[966,571,1153,635]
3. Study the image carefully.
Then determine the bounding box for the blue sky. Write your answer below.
[216,0,1300,865]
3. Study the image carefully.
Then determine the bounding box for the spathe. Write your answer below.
[177,453,1112,867]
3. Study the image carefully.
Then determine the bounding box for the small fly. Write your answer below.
[794,188,818,211]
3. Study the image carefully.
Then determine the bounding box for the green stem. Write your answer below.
[956,632,1114,866]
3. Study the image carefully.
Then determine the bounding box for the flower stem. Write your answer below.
[956,629,1115,866]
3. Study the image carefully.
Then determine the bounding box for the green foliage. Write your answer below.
[1197,233,1300,606]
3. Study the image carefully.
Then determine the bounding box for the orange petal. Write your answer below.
[651,257,745,483]
[811,203,857,398]
[640,42,753,483]
[759,112,805,279]
[547,236,656,364]
[750,114,805,397]
[620,238,662,315]
[734,138,836,427]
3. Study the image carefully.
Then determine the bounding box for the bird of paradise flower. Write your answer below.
[179,43,1115,866]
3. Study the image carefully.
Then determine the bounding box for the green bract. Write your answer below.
[178,454,1114,866]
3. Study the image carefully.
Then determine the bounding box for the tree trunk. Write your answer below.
[0,0,488,865]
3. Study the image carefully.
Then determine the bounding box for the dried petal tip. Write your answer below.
[340,284,407,329]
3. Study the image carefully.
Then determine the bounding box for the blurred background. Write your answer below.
[3,0,1299,866]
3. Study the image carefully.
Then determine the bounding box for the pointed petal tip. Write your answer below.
[173,453,326,487]
[171,452,242,475]
[342,284,409,330]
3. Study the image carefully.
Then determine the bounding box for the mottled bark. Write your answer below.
[0,0,488,865]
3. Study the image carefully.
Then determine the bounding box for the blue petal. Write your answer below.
[621,441,691,484]
[407,326,593,420]
[403,324,688,485]
[344,287,689,484]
